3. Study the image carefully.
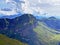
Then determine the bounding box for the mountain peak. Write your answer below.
[0,14,38,45]
[49,16,56,19]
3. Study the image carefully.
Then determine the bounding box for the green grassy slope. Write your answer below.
[0,34,28,45]
[34,21,60,45]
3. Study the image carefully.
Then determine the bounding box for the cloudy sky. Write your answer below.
[22,0,60,17]
[0,0,60,17]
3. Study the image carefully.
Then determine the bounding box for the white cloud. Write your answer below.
[5,0,10,3]
[22,0,46,15]
[21,0,33,14]
[0,0,60,17]
[23,0,60,17]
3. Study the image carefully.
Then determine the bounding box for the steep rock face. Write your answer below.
[0,14,40,45]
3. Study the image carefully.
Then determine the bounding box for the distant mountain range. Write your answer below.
[0,14,60,45]
[39,16,60,31]
[35,16,60,31]
[0,13,22,19]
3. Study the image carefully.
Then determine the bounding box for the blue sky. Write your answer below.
[0,0,25,15]
[0,0,16,9]
[0,0,18,15]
